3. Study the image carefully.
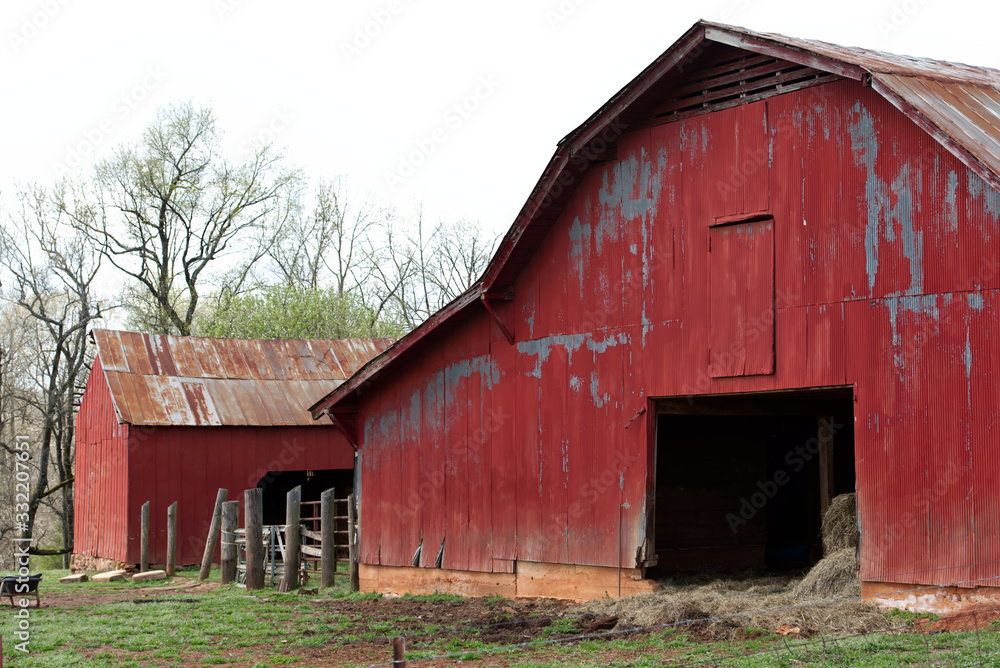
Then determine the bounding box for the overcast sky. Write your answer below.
[3,0,999,239]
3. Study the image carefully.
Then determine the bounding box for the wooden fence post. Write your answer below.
[278,486,302,592]
[320,488,336,589]
[348,493,360,592]
[220,500,239,585]
[166,502,177,577]
[245,488,264,591]
[199,488,228,581]
[140,501,150,573]
[392,636,406,666]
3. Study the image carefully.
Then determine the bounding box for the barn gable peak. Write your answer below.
[310,20,1000,419]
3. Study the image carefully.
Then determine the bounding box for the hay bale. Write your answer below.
[822,492,858,554]
[795,548,858,599]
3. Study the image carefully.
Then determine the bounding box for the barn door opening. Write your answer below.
[648,387,855,576]
[257,469,354,525]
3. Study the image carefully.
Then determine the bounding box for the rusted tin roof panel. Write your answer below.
[873,73,1000,182]
[91,330,392,427]
[702,21,1000,85]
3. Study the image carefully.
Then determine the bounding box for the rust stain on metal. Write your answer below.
[92,330,392,427]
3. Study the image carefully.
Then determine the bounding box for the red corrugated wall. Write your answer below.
[125,424,354,565]
[358,77,1000,588]
[75,356,131,562]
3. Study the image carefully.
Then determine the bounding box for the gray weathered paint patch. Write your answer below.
[517,334,587,377]
[891,164,924,294]
[967,173,1000,224]
[444,355,501,392]
[849,103,889,293]
[945,171,960,233]
[590,371,608,409]
[968,293,984,311]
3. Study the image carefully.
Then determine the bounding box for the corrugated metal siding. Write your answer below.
[75,356,130,562]
[124,425,355,565]
[353,75,1000,590]
[93,331,393,427]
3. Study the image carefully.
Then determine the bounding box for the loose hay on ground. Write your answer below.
[795,548,858,598]
[823,492,858,553]
[573,566,898,642]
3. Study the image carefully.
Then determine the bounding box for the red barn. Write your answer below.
[311,22,1000,607]
[75,330,392,568]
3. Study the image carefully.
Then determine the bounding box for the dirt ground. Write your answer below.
[40,579,223,608]
[48,572,1000,667]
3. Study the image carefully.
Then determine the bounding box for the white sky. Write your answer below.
[2,0,999,241]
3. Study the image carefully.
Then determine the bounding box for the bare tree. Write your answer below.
[361,207,499,330]
[0,183,103,564]
[267,178,382,294]
[71,101,298,335]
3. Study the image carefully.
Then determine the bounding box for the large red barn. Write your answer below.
[311,22,1000,607]
[75,330,392,567]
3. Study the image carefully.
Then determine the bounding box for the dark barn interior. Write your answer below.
[257,469,354,525]
[650,388,855,576]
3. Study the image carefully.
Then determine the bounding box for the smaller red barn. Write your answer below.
[74,329,392,568]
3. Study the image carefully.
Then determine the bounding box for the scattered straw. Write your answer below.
[574,564,894,641]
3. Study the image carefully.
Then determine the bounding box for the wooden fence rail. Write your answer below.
[234,487,357,589]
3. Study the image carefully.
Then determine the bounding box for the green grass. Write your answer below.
[5,568,1000,666]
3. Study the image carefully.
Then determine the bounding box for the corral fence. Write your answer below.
[231,492,358,589]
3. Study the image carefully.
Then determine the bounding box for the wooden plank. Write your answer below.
[300,544,323,558]
[140,501,150,573]
[359,563,516,599]
[199,488,227,581]
[244,488,264,591]
[819,415,835,520]
[669,57,788,98]
[221,501,239,584]
[682,53,775,85]
[349,494,360,592]
[301,526,323,542]
[278,486,302,592]
[654,67,822,115]
[320,488,335,589]
[702,26,866,80]
[644,75,840,127]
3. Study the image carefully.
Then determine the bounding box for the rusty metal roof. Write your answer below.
[92,329,393,427]
[698,22,1000,193]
